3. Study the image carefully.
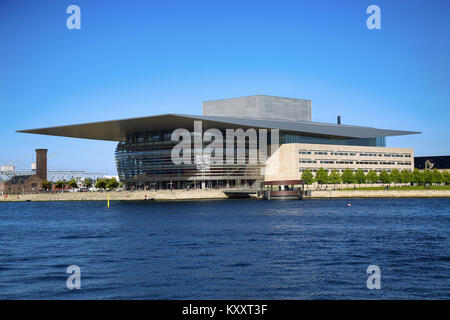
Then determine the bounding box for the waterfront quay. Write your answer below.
[1,189,450,202]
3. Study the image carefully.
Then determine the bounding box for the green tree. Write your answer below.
[55,180,65,190]
[315,168,329,185]
[328,170,341,185]
[367,170,378,184]
[431,169,443,185]
[68,178,78,189]
[423,170,433,185]
[106,178,119,190]
[411,169,424,185]
[341,168,355,185]
[354,169,366,184]
[95,179,107,190]
[443,171,450,185]
[400,170,411,184]
[301,169,314,185]
[379,170,391,184]
[41,180,52,191]
[83,178,93,189]
[390,169,401,184]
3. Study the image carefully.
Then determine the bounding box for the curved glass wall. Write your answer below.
[115,130,263,189]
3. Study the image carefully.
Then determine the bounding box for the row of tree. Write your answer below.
[41,178,121,191]
[93,178,120,190]
[301,168,450,185]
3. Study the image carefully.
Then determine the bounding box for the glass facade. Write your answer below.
[115,130,263,189]
[116,130,388,188]
[281,133,386,147]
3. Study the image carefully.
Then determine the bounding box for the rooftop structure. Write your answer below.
[203,95,312,122]
[17,113,418,143]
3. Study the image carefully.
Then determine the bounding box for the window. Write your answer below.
[299,159,317,164]
[336,160,354,164]
[299,168,317,172]
[136,133,145,143]
[360,153,377,157]
[282,134,386,147]
[356,161,379,165]
[150,131,160,141]
[330,152,348,156]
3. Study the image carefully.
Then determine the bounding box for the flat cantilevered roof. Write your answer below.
[17,113,420,142]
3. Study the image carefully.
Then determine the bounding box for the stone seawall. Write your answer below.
[0,190,230,202]
[0,189,449,202]
[311,190,450,198]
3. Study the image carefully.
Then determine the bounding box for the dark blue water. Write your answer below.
[0,198,449,299]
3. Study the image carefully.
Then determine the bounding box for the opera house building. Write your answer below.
[18,95,420,189]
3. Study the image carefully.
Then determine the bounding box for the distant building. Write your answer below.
[2,149,47,194]
[1,165,15,172]
[103,175,119,180]
[3,174,44,194]
[415,156,450,172]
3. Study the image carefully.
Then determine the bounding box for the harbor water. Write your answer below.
[0,198,448,299]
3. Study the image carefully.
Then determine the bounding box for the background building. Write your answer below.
[415,155,450,172]
[18,95,420,189]
[2,149,47,194]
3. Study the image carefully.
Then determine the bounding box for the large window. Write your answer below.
[282,134,386,147]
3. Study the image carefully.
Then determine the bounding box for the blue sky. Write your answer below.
[1,0,449,174]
